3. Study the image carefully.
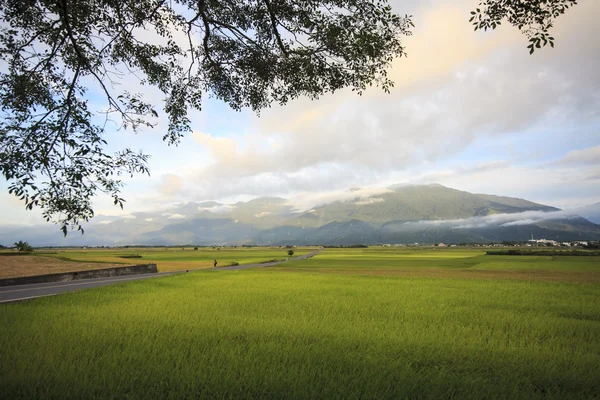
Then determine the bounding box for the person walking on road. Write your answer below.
[213,259,218,268]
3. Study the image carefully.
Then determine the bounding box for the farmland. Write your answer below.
[0,246,315,278]
[272,247,600,283]
[1,247,599,399]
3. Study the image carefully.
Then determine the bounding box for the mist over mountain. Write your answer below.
[569,203,600,225]
[1,184,598,246]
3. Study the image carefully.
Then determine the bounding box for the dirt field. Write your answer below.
[0,255,126,279]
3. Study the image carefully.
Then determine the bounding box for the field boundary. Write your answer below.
[0,264,158,287]
[216,248,323,270]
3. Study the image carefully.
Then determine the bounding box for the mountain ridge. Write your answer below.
[0,185,597,246]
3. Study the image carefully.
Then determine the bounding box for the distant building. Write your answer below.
[529,238,559,246]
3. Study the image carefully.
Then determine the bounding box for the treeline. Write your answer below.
[486,250,600,256]
[323,244,369,248]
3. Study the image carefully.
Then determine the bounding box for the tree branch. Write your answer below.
[262,0,289,57]
[196,3,216,66]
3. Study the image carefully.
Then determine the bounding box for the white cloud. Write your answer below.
[355,198,386,205]
[155,174,184,196]
[169,0,600,206]
[198,204,236,214]
[398,208,594,231]
[554,146,600,166]
[167,213,185,220]
[289,187,394,212]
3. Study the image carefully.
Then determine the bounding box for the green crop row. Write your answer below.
[1,252,599,399]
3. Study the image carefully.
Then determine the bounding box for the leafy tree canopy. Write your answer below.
[0,0,576,235]
[471,0,577,53]
[13,240,33,251]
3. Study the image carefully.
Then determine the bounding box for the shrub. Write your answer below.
[13,241,33,252]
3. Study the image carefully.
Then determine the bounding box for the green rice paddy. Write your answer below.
[1,247,599,399]
[277,247,600,272]
[37,246,315,272]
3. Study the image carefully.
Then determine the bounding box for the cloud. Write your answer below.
[192,132,239,161]
[155,174,184,196]
[198,204,236,214]
[175,0,600,204]
[167,213,185,220]
[290,187,394,212]
[553,146,600,166]
[397,208,593,231]
[6,0,595,228]
[355,198,386,205]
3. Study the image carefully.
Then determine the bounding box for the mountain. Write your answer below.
[287,184,559,227]
[570,203,600,225]
[1,185,598,246]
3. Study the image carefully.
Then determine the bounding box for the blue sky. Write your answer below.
[1,0,599,226]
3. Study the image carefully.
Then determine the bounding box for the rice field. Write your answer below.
[272,247,600,283]
[0,246,315,278]
[0,247,599,399]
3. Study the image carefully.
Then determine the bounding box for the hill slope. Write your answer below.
[287,184,558,227]
[1,185,597,246]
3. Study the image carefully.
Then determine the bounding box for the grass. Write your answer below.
[276,247,600,272]
[1,248,599,399]
[272,248,600,283]
[40,246,315,272]
[0,247,315,278]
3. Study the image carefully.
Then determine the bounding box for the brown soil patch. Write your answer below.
[270,268,600,284]
[0,255,126,279]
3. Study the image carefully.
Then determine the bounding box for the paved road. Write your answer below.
[0,248,323,304]
[0,271,180,304]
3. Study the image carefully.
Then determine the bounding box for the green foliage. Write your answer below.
[287,249,294,256]
[0,267,598,398]
[38,246,314,271]
[487,249,600,256]
[324,244,369,248]
[0,0,413,234]
[470,0,578,53]
[13,240,32,252]
[281,247,600,272]
[118,254,143,259]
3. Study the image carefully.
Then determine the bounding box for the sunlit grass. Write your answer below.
[1,247,599,398]
[280,248,600,272]
[1,270,598,399]
[33,246,316,272]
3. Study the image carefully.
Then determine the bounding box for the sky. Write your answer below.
[1,0,599,226]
